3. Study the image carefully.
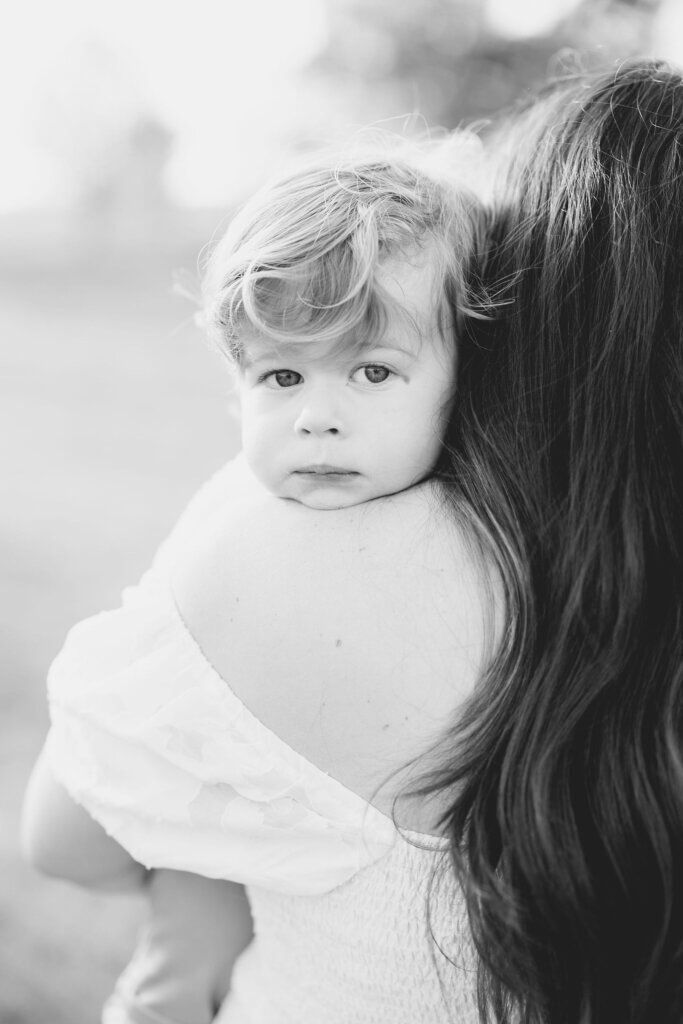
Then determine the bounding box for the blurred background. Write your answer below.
[2,0,681,1019]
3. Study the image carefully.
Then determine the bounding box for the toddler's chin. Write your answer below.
[294,486,371,511]
[274,482,364,510]
[264,470,369,511]
[294,494,361,511]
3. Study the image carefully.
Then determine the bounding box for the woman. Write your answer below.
[23,60,683,1023]
[431,59,683,1022]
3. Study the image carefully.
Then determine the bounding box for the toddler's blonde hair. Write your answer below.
[202,135,487,362]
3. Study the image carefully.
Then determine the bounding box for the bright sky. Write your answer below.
[485,0,581,38]
[2,0,328,212]
[3,0,679,214]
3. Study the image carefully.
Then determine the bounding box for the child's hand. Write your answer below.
[105,871,254,1024]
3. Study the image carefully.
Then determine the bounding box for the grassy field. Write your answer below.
[0,211,241,1023]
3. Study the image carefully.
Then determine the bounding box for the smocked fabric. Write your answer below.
[220,840,478,1024]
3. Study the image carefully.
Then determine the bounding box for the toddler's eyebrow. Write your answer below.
[238,340,419,369]
[239,347,279,369]
[363,342,417,359]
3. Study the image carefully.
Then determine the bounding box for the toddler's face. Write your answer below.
[236,256,456,510]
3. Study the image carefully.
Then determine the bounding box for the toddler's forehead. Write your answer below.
[239,333,376,368]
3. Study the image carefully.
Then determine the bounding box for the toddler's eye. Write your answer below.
[354,364,392,384]
[263,370,302,388]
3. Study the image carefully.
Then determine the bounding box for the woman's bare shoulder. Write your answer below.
[169,472,488,723]
[168,473,491,822]
[172,474,469,615]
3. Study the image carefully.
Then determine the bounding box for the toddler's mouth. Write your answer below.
[294,465,359,476]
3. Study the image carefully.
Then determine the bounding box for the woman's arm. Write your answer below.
[21,747,149,891]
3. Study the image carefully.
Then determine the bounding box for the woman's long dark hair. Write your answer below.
[428,60,683,1023]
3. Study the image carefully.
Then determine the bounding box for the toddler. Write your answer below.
[205,144,486,512]
[28,139,487,1024]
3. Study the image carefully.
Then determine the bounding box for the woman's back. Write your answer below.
[221,836,476,1024]
[42,456,489,1021]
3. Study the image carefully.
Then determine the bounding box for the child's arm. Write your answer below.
[104,870,253,1024]
[21,746,149,891]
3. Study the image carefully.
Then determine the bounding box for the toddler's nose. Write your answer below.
[294,388,344,436]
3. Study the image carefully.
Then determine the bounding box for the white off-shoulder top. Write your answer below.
[45,457,479,1024]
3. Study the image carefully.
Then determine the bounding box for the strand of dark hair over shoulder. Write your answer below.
[421,59,683,1023]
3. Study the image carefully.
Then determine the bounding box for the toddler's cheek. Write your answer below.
[240,437,281,497]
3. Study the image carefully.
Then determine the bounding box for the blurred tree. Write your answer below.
[311,0,665,128]
[33,39,174,229]
[84,116,173,219]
